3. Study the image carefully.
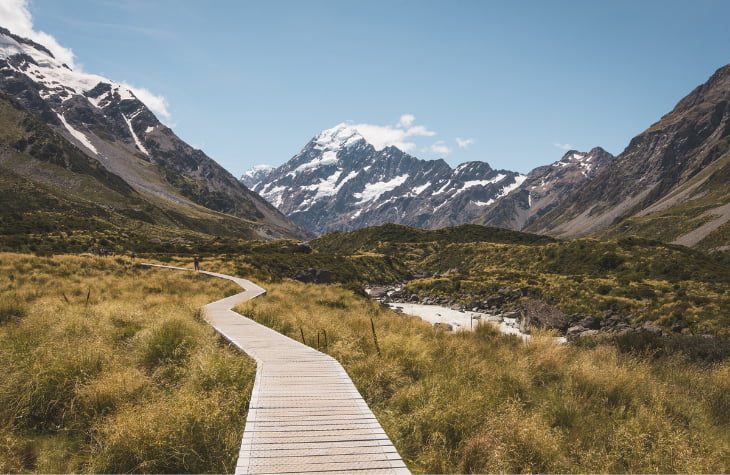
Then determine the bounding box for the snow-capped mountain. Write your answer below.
[249,123,524,235]
[475,147,614,230]
[0,26,308,240]
[240,164,275,188]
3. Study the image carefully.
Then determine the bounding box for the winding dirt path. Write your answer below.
[141,264,409,475]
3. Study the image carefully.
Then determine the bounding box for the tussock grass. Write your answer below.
[0,253,254,473]
[237,280,729,474]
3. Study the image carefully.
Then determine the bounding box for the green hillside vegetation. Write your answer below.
[0,253,254,473]
[235,281,729,474]
[1,247,728,473]
[311,225,730,336]
[312,223,556,254]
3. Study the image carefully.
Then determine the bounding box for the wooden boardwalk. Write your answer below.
[142,264,410,475]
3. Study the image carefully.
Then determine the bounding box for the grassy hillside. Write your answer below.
[0,92,298,249]
[235,281,729,474]
[311,226,730,336]
[2,249,728,473]
[311,223,556,254]
[0,253,254,473]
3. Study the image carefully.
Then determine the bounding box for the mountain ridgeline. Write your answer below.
[0,26,309,247]
[528,64,730,250]
[246,64,730,250]
[250,123,527,235]
[3,23,730,252]
[245,125,617,238]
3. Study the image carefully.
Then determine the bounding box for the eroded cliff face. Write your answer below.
[475,147,614,231]
[527,64,730,248]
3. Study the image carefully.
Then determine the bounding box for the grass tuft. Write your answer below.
[0,253,254,473]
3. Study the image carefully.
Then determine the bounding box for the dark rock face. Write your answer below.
[0,27,310,240]
[250,123,524,235]
[476,147,614,230]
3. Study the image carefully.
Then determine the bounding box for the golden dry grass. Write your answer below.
[0,253,254,473]
[236,280,729,474]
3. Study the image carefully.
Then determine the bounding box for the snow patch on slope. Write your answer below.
[499,174,527,197]
[354,175,408,204]
[122,113,148,155]
[56,112,98,155]
[462,174,507,190]
[296,150,339,172]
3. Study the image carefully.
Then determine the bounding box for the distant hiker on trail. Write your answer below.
[194,256,200,271]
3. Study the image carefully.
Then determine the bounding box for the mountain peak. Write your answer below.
[0,26,310,241]
[240,164,275,188]
[313,123,366,151]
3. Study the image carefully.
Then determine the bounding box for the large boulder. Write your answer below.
[580,316,601,330]
[518,299,569,334]
[642,322,663,335]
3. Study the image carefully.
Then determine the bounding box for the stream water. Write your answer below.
[374,296,566,343]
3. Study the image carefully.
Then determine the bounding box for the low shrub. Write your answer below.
[87,390,247,474]
[0,253,254,473]
[137,317,203,369]
[0,293,28,323]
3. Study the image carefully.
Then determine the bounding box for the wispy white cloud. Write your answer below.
[431,141,451,156]
[0,0,77,67]
[554,142,574,150]
[397,114,415,128]
[122,82,171,120]
[351,115,437,152]
[456,137,474,148]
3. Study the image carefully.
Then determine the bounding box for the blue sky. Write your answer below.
[4,0,730,176]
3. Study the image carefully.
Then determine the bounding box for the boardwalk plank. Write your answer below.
[141,264,409,475]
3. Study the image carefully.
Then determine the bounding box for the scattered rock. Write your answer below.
[642,322,663,335]
[293,268,331,284]
[566,325,586,339]
[580,316,601,330]
[368,287,389,299]
[486,294,505,307]
[433,322,454,331]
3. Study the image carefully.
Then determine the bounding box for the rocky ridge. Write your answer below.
[0,26,308,240]
[249,123,525,235]
[370,282,681,341]
[528,63,730,249]
[476,147,614,230]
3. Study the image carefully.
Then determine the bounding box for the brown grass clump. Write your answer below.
[0,253,254,473]
[237,280,730,474]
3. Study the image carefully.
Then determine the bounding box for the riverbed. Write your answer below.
[385,302,567,344]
